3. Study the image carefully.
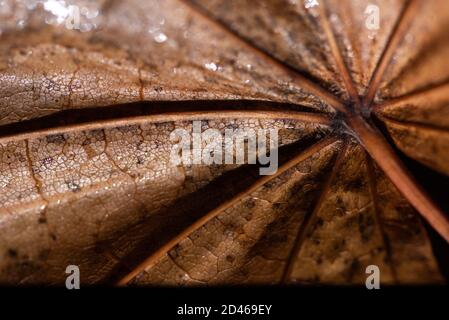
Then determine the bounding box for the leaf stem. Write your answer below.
[319,2,360,107]
[373,80,449,113]
[0,110,331,144]
[348,114,449,243]
[364,0,419,106]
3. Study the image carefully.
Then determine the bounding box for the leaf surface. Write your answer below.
[0,0,447,286]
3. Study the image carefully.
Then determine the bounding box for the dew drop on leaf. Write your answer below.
[153,32,168,43]
[204,62,218,72]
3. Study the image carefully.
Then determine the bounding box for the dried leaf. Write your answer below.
[0,0,447,286]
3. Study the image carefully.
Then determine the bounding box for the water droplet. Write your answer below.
[16,20,25,29]
[304,0,319,9]
[330,14,338,23]
[80,23,94,33]
[25,1,39,10]
[43,0,71,24]
[405,33,414,43]
[204,62,218,72]
[82,7,99,19]
[153,32,167,43]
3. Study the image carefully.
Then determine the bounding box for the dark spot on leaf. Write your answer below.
[271,202,283,210]
[346,176,364,191]
[41,157,53,166]
[358,213,375,242]
[38,249,51,260]
[46,134,65,144]
[333,239,346,251]
[315,217,324,227]
[66,181,81,193]
[245,198,256,209]
[7,249,18,258]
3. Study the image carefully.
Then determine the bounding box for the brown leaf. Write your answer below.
[0,0,447,286]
